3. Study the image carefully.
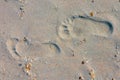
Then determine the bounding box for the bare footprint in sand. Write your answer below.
[6,37,57,60]
[57,15,113,40]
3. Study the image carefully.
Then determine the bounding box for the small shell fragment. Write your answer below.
[89,69,95,80]
[90,12,94,16]
[23,62,32,76]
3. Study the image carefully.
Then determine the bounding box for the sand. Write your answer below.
[0,0,120,80]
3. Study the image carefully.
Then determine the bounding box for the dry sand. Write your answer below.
[0,0,120,80]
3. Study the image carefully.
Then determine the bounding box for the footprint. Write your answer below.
[57,15,113,40]
[6,37,60,60]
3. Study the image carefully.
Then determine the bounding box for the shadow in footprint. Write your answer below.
[6,38,20,60]
[77,15,113,34]
[42,41,61,54]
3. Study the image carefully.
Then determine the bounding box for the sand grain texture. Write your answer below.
[0,0,120,80]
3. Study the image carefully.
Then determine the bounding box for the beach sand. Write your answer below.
[0,0,120,80]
